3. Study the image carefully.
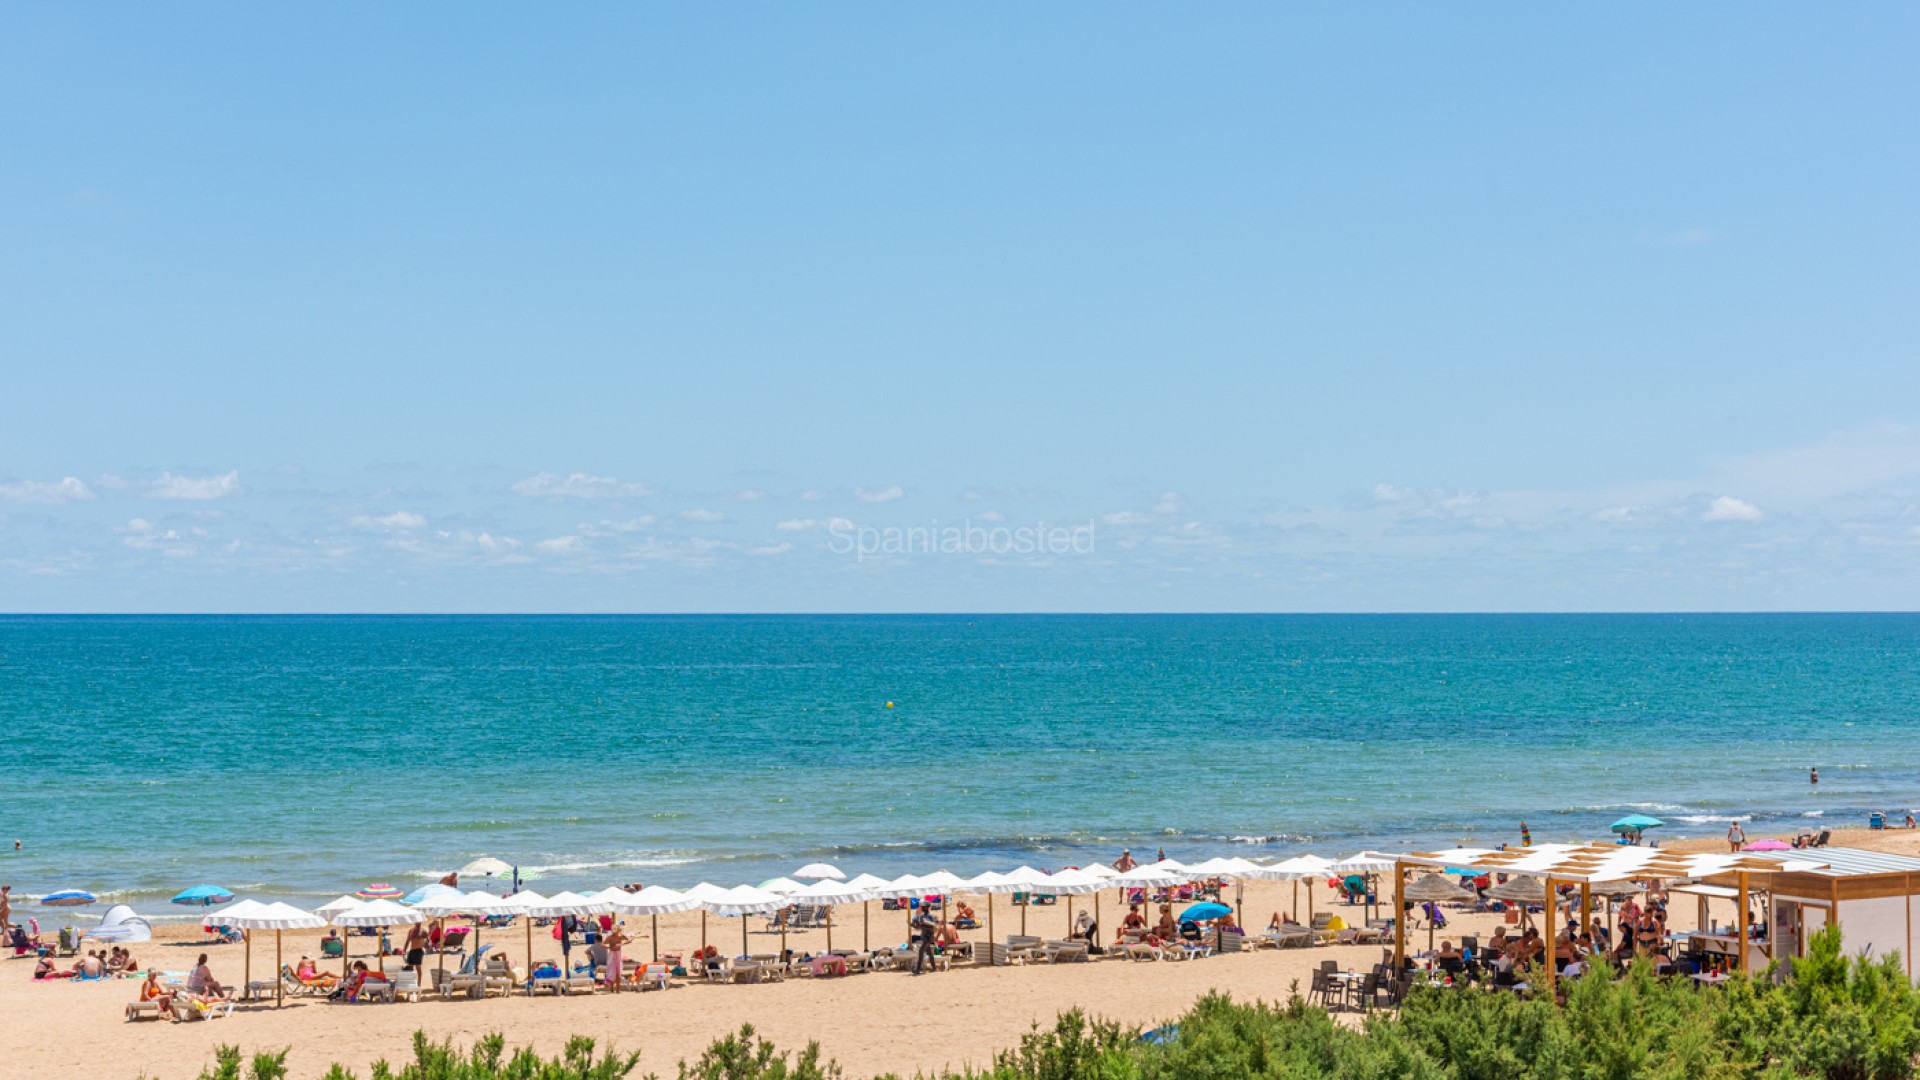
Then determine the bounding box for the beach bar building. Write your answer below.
[1388,843,1878,994]
[1728,847,1920,979]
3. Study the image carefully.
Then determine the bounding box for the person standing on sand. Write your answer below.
[1727,822,1746,852]
[403,922,428,983]
[1114,849,1137,872]
[602,922,629,991]
[1,885,11,934]
[911,904,938,974]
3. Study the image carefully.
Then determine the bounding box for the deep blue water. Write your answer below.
[1,614,1916,916]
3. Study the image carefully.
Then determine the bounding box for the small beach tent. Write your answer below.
[699,885,786,957]
[226,902,326,1006]
[171,885,235,907]
[842,873,894,949]
[611,885,699,962]
[793,862,845,881]
[330,898,423,977]
[84,904,153,943]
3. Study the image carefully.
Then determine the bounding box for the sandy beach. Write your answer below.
[15,828,1900,1080]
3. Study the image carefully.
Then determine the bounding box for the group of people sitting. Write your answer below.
[1115,902,1236,950]
[33,946,140,979]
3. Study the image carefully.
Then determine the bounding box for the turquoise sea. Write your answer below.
[2,614,1917,917]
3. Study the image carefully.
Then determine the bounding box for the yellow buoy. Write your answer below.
[885,701,894,708]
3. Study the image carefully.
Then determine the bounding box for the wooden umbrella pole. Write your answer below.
[701,911,707,953]
[525,917,532,979]
[276,930,283,1007]
[652,914,659,962]
[863,900,870,951]
[740,915,747,959]
[825,905,833,952]
[244,930,252,993]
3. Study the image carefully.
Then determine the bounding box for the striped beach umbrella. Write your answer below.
[355,883,404,900]
[41,889,97,907]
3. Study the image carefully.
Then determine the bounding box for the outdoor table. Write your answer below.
[1691,971,1731,987]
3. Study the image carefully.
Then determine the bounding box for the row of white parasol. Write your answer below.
[208,850,1400,1006]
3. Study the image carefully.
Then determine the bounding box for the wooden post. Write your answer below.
[651,914,658,962]
[1579,884,1590,940]
[1735,871,1749,974]
[1392,860,1406,972]
[863,900,870,951]
[826,905,833,953]
[1542,876,1556,999]
[275,930,283,1007]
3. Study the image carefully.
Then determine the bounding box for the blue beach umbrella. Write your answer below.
[1179,901,1232,923]
[41,889,97,907]
[403,883,461,906]
[1610,814,1665,834]
[171,885,235,907]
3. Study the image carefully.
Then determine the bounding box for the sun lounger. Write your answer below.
[124,1001,163,1021]
[391,970,424,1002]
[1044,940,1090,962]
[561,974,599,994]
[631,961,674,990]
[173,996,235,1020]
[1122,941,1161,961]
[526,975,564,996]
[728,959,764,983]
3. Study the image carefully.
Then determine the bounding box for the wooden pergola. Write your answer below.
[1392,843,1828,996]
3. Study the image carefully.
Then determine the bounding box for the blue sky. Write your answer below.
[2,5,1916,612]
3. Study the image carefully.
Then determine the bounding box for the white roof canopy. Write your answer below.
[1395,843,1828,884]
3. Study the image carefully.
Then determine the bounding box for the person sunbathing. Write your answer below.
[77,951,107,978]
[139,970,177,1020]
[1122,905,1146,931]
[186,953,228,997]
[936,920,960,946]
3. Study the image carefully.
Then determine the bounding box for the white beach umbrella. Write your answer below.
[1078,863,1121,881]
[679,883,730,952]
[963,871,1010,941]
[504,890,549,967]
[331,898,424,977]
[756,877,806,896]
[702,885,786,957]
[314,895,364,919]
[525,891,607,917]
[842,873,894,950]
[225,902,326,1007]
[611,885,697,961]
[1043,867,1110,939]
[1331,851,1397,873]
[413,890,482,918]
[585,886,634,908]
[1265,855,1336,922]
[1187,856,1264,879]
[459,857,514,879]
[995,866,1058,935]
[790,877,871,952]
[1113,863,1184,889]
[793,862,845,881]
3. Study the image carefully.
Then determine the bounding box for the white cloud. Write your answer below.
[577,517,655,537]
[0,476,95,504]
[350,511,427,530]
[973,510,1006,523]
[733,489,770,502]
[749,541,793,556]
[1372,483,1416,503]
[1704,496,1765,522]
[679,509,726,523]
[1153,491,1188,515]
[775,518,817,531]
[854,485,905,503]
[1591,506,1641,523]
[1101,511,1155,525]
[536,535,585,554]
[150,471,241,500]
[801,490,826,502]
[511,473,656,500]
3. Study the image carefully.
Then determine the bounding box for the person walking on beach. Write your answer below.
[1727,822,1746,852]
[402,922,427,984]
[911,904,938,975]
[0,885,11,934]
